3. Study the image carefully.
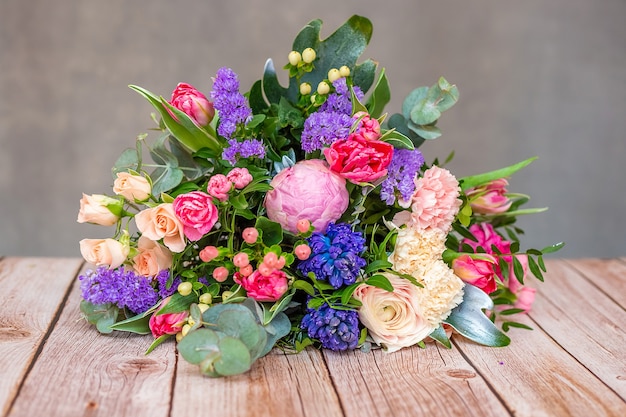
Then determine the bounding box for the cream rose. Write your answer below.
[79,238,129,269]
[132,236,172,277]
[353,273,434,352]
[77,194,121,226]
[135,203,186,253]
[113,172,151,202]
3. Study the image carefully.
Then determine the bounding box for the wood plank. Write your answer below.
[7,264,177,417]
[0,257,82,416]
[171,348,344,417]
[454,303,626,415]
[323,342,511,417]
[528,259,626,400]
[564,258,626,308]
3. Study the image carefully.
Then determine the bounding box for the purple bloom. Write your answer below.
[301,301,360,351]
[79,266,159,314]
[301,111,352,153]
[319,78,364,115]
[380,148,425,205]
[298,223,366,288]
[221,138,266,165]
[211,67,252,139]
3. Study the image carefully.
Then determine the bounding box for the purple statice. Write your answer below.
[155,269,180,298]
[210,67,252,139]
[301,302,360,351]
[300,111,352,153]
[319,78,364,115]
[298,223,366,288]
[79,266,159,314]
[221,138,266,165]
[380,148,425,205]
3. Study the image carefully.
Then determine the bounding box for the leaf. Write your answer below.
[177,328,221,365]
[366,274,394,292]
[145,334,171,354]
[428,325,452,349]
[255,216,283,246]
[459,157,538,191]
[340,282,361,305]
[156,292,197,315]
[402,87,429,119]
[109,312,152,335]
[364,259,393,274]
[540,242,565,254]
[380,129,414,150]
[80,301,118,334]
[407,122,442,140]
[112,148,139,175]
[527,256,544,282]
[365,68,391,118]
[292,280,316,296]
[444,284,511,347]
[410,98,441,125]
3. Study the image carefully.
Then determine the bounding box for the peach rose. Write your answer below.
[113,172,151,202]
[77,194,122,226]
[79,238,129,269]
[135,203,186,253]
[353,273,434,352]
[132,236,172,277]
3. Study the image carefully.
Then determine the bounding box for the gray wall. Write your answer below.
[1,0,625,258]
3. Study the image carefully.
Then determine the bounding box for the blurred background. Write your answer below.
[1,0,625,258]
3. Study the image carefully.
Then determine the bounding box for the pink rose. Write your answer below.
[466,178,512,214]
[264,159,349,233]
[514,286,536,312]
[407,166,461,233]
[226,167,253,189]
[77,194,122,226]
[207,174,232,202]
[173,191,218,241]
[149,296,189,338]
[234,269,288,302]
[113,172,151,202]
[169,82,215,126]
[353,274,434,352]
[135,203,186,253]
[462,223,511,257]
[323,135,393,184]
[353,111,381,141]
[132,236,172,277]
[79,238,129,269]
[452,254,499,294]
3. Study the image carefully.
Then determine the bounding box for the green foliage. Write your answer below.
[80,301,118,334]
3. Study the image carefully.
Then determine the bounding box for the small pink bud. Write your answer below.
[257,262,273,277]
[296,219,311,234]
[295,244,312,260]
[199,245,219,262]
[233,252,250,268]
[242,227,259,244]
[212,266,229,282]
[263,252,279,268]
[239,264,253,277]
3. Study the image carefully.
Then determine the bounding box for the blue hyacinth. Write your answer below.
[301,302,360,351]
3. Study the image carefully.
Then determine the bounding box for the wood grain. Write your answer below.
[0,257,82,416]
[7,264,177,417]
[565,258,626,309]
[171,347,343,417]
[323,342,510,417]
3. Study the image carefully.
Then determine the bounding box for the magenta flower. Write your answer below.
[169,82,214,126]
[466,178,512,214]
[149,296,189,338]
[452,254,499,294]
[173,191,218,241]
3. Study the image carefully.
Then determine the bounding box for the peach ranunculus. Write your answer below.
[132,236,172,277]
[353,273,434,352]
[77,194,122,226]
[134,203,186,253]
[79,238,129,269]
[113,172,152,202]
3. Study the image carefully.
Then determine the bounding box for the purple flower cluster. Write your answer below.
[222,138,266,165]
[301,302,360,351]
[319,78,364,115]
[210,67,252,139]
[298,223,366,288]
[380,148,425,205]
[79,266,159,314]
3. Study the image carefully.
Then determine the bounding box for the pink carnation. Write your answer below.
[408,165,461,232]
[226,167,253,189]
[173,191,218,241]
[207,174,232,202]
[234,269,288,302]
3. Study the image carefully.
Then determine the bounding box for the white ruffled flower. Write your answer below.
[389,227,447,275]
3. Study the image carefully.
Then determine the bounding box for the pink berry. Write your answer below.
[276,256,286,269]
[233,252,250,268]
[199,246,219,262]
[239,264,253,277]
[242,227,259,244]
[257,262,273,277]
[296,219,311,234]
[212,266,229,282]
[295,244,312,260]
[263,252,278,268]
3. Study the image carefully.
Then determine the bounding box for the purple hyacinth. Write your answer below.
[298,223,366,288]
[221,138,266,165]
[380,148,425,205]
[301,302,360,351]
[210,67,252,139]
[79,266,159,314]
[300,111,352,153]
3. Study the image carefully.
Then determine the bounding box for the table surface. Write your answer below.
[1,257,625,417]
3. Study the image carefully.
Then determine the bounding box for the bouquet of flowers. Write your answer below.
[77,15,562,377]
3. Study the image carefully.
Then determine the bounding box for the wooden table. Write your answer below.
[1,257,625,417]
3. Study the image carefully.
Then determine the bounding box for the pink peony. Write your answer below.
[323,135,393,184]
[226,167,253,189]
[149,296,189,338]
[466,178,512,214]
[264,159,349,233]
[207,174,232,202]
[234,269,288,302]
[408,166,461,233]
[169,82,214,126]
[173,191,218,241]
[452,254,499,294]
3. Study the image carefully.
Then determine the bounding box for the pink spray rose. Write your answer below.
[77,194,122,226]
[132,236,172,277]
[226,167,253,189]
[264,159,349,233]
[135,203,186,253]
[323,134,393,184]
[452,254,499,294]
[462,223,511,257]
[506,255,536,312]
[169,82,215,126]
[466,178,512,214]
[207,174,232,202]
[173,191,219,241]
[234,269,288,302]
[79,238,129,269]
[112,172,151,202]
[149,296,189,338]
[352,111,381,141]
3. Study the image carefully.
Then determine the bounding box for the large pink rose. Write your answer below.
[135,203,186,252]
[173,191,218,241]
[169,82,214,126]
[264,159,349,233]
[408,165,461,233]
[323,135,393,184]
[133,236,172,277]
[234,269,288,302]
[466,178,512,214]
[149,296,189,338]
[452,254,499,294]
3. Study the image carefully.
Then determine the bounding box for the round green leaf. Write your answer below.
[177,328,220,365]
[214,336,252,376]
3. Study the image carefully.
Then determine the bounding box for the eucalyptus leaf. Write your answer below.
[80,301,118,334]
[178,328,221,365]
[428,325,452,349]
